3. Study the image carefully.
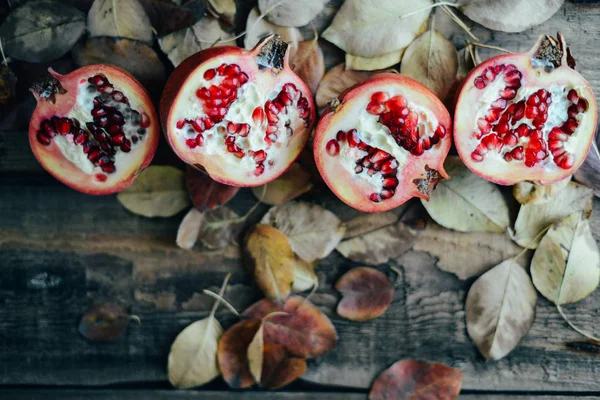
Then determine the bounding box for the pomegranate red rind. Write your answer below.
[29,65,159,195]
[314,73,452,212]
[454,35,597,186]
[160,35,315,187]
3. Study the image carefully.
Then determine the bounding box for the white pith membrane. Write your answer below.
[167,54,311,185]
[455,54,596,185]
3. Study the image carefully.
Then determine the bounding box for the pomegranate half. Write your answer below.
[314,73,452,212]
[454,34,597,185]
[29,65,159,195]
[160,35,315,187]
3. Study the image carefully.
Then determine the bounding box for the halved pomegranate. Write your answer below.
[29,65,159,195]
[314,73,452,212]
[160,35,315,187]
[454,34,597,185]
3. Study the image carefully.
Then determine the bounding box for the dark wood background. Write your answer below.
[1,0,600,399]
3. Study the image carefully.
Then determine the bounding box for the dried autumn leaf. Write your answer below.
[259,0,327,28]
[316,63,376,112]
[322,0,431,58]
[88,0,153,43]
[531,212,600,305]
[176,208,204,250]
[72,37,167,94]
[159,16,236,67]
[186,166,239,211]
[0,0,86,62]
[198,207,245,250]
[512,181,593,248]
[207,0,235,25]
[251,164,312,206]
[574,141,600,197]
[117,166,190,218]
[261,201,346,263]
[346,50,404,71]
[513,178,571,205]
[369,360,462,400]
[244,7,302,51]
[342,208,406,239]
[245,224,296,301]
[461,0,564,33]
[335,267,394,321]
[247,323,264,384]
[217,319,261,389]
[79,303,130,342]
[292,262,318,293]
[139,0,205,36]
[413,222,522,279]
[0,64,17,106]
[400,30,458,101]
[466,259,537,360]
[291,40,325,95]
[243,296,337,358]
[422,156,510,233]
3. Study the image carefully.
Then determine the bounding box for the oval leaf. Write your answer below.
[88,0,153,43]
[336,267,394,321]
[79,303,130,342]
[322,0,431,57]
[261,201,346,263]
[117,166,190,218]
[258,0,327,27]
[291,40,325,95]
[0,0,86,62]
[369,360,462,400]
[346,50,404,71]
[466,259,537,360]
[531,212,600,305]
[198,207,244,250]
[244,7,302,50]
[400,30,458,101]
[176,208,204,250]
[251,163,312,206]
[217,319,261,389]
[186,166,239,211]
[422,156,510,233]
[316,63,376,112]
[513,178,570,205]
[461,0,564,33]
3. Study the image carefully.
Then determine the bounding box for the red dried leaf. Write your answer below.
[78,303,130,342]
[243,296,337,358]
[335,267,394,321]
[369,360,462,400]
[261,343,306,389]
[217,319,261,389]
[186,166,239,211]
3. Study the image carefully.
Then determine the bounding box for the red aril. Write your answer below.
[29,65,159,195]
[314,73,452,212]
[160,35,315,187]
[454,34,597,185]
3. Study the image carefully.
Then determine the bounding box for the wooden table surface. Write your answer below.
[1,1,600,399]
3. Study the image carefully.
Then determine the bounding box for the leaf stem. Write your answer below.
[389,266,402,287]
[441,5,478,41]
[467,41,512,54]
[0,39,7,66]
[399,1,458,20]
[227,0,293,43]
[557,304,600,342]
[467,42,478,67]
[204,288,240,317]
[208,273,232,319]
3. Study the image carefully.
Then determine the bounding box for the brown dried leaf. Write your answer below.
[0,0,86,62]
[245,224,296,301]
[217,319,261,389]
[316,63,376,112]
[291,40,325,95]
[186,166,239,211]
[342,208,406,239]
[345,50,404,71]
[207,0,235,25]
[513,178,571,205]
[79,303,130,342]
[244,7,303,51]
[400,30,458,101]
[243,296,337,358]
[0,65,17,106]
[139,0,206,35]
[251,163,312,206]
[258,0,327,28]
[369,360,462,400]
[88,0,153,43]
[336,267,394,321]
[198,207,245,250]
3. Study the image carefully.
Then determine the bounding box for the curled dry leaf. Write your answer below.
[117,166,190,218]
[88,0,153,43]
[531,212,600,305]
[574,140,600,197]
[466,259,537,360]
[346,51,404,71]
[369,360,462,400]
[513,178,571,205]
[243,296,337,358]
[413,222,522,280]
[207,0,235,25]
[336,220,418,265]
[335,267,394,321]
[79,303,130,342]
[245,224,297,301]
[422,156,510,233]
[159,16,236,67]
[176,208,204,250]
[291,40,325,95]
[251,163,312,206]
[186,166,238,211]
[512,181,593,248]
[0,0,86,63]
[72,37,167,94]
[316,63,376,112]
[0,65,17,106]
[261,201,346,263]
[258,0,327,28]
[322,0,431,58]
[400,30,459,101]
[244,7,303,51]
[461,0,565,33]
[217,319,261,389]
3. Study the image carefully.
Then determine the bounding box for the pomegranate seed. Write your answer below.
[326,139,340,156]
[253,150,267,163]
[238,124,249,137]
[503,152,513,162]
[140,112,151,128]
[176,120,186,129]
[386,96,407,111]
[527,94,540,106]
[366,101,385,115]
[92,108,107,118]
[90,75,106,86]
[347,130,360,147]
[101,163,116,173]
[36,131,52,146]
[197,87,210,99]
[568,104,579,118]
[578,98,589,113]
[491,98,507,110]
[477,118,491,134]
[483,67,496,81]
[380,189,395,199]
[252,107,265,126]
[524,105,538,119]
[515,124,529,137]
[371,91,389,103]
[239,73,249,85]
[99,85,114,94]
[474,77,486,89]
[471,150,484,162]
[196,134,204,146]
[481,134,500,150]
[512,146,524,160]
[121,139,131,153]
[111,132,125,145]
[109,111,125,125]
[227,122,238,134]
[370,193,382,203]
[254,164,265,176]
[567,89,579,103]
[503,132,518,146]
[191,119,204,133]
[563,118,578,134]
[435,125,446,139]
[499,88,517,100]
[216,64,227,75]
[112,91,125,102]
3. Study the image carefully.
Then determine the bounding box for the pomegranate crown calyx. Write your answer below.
[531,32,575,73]
[255,34,289,75]
[30,71,66,103]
